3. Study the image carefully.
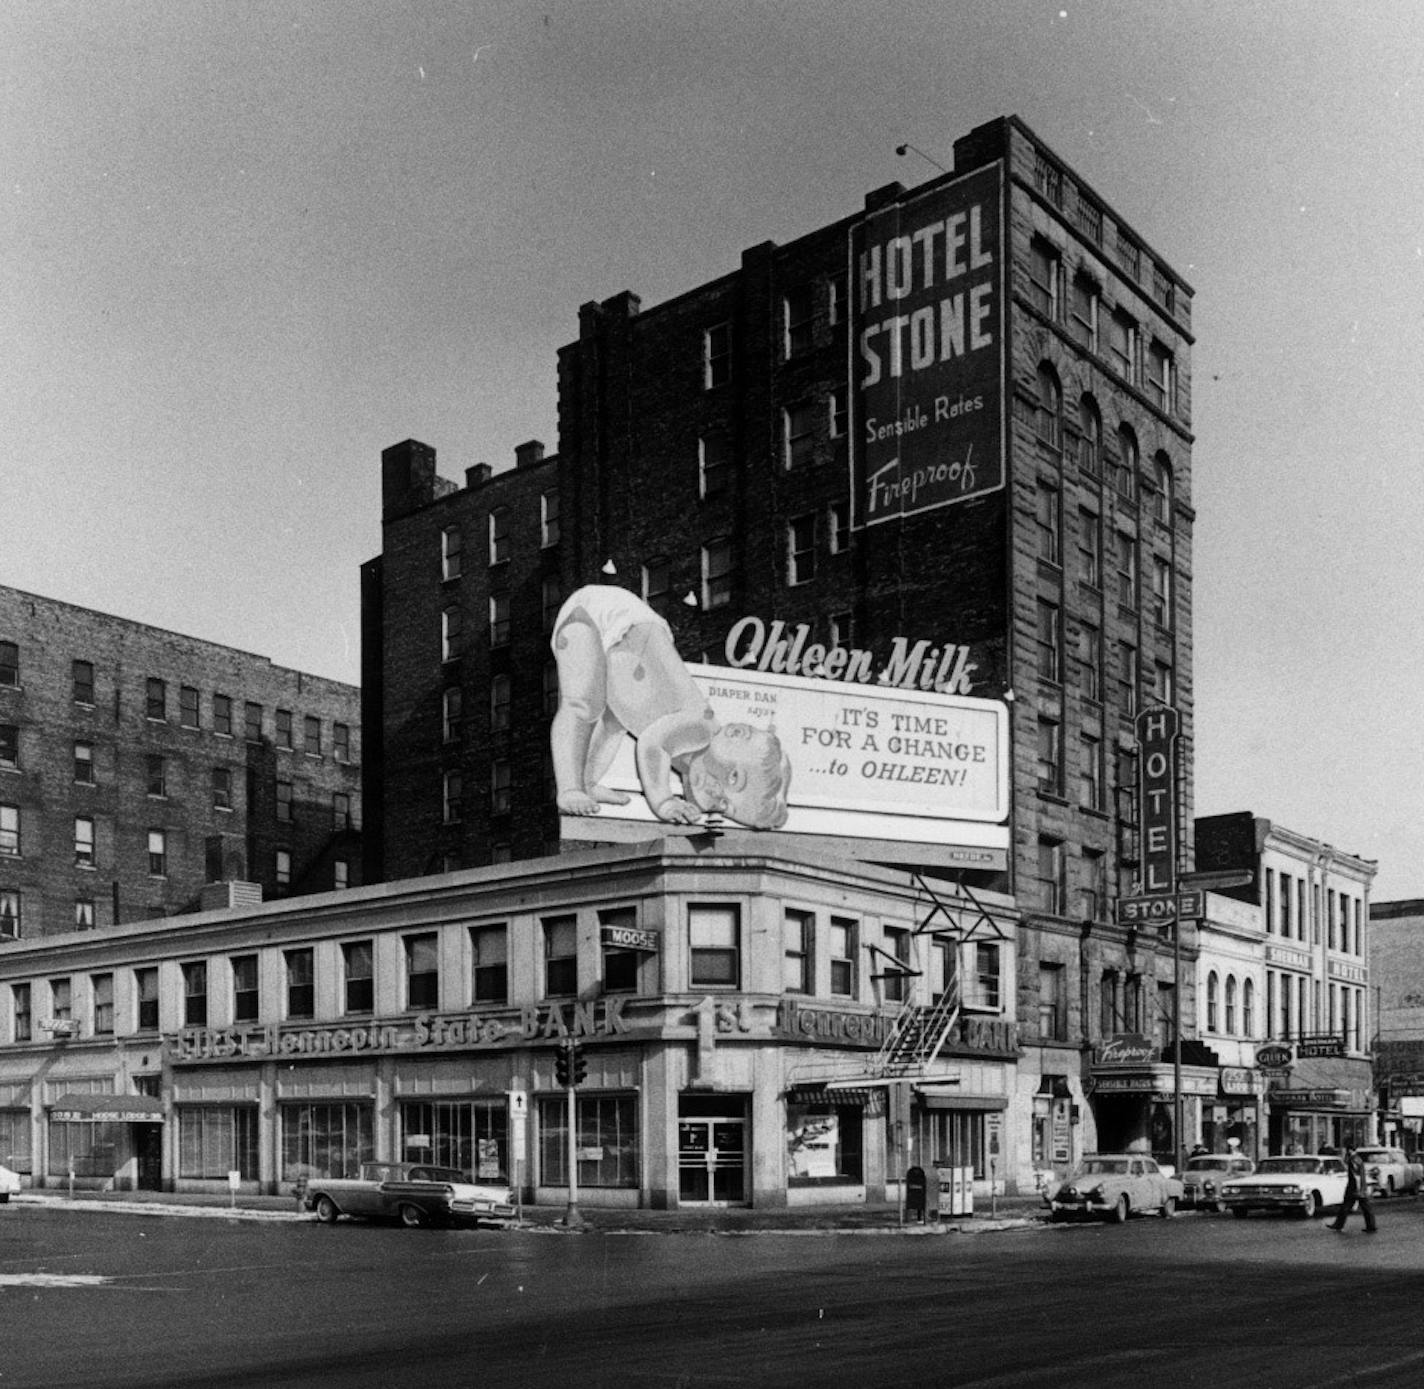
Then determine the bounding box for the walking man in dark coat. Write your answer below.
[1329,1148,1378,1233]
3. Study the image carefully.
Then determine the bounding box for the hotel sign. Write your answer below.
[850,162,1005,527]
[1137,706,1180,899]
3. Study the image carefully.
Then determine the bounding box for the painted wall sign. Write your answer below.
[168,999,632,1064]
[850,161,1005,526]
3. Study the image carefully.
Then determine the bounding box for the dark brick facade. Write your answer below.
[362,115,1197,1063]
[0,585,362,938]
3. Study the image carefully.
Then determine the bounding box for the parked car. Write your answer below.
[0,1162,20,1203]
[1045,1154,1183,1223]
[1219,1154,1348,1219]
[304,1161,516,1228]
[1353,1147,1423,1198]
[1179,1153,1255,1211]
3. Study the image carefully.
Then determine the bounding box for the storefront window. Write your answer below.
[914,1108,988,1179]
[49,1120,125,1178]
[787,1104,863,1185]
[400,1100,508,1181]
[179,1107,258,1180]
[538,1094,638,1188]
[280,1101,374,1183]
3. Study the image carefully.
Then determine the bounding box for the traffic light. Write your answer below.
[571,1045,587,1087]
[554,1042,571,1088]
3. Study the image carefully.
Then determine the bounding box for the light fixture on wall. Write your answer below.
[601,559,617,575]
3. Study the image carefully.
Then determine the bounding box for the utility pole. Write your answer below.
[556,1040,586,1228]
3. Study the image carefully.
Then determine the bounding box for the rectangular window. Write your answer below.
[828,501,850,555]
[50,978,72,1024]
[490,759,512,815]
[72,659,94,704]
[212,766,232,810]
[0,805,17,857]
[1116,530,1138,609]
[92,973,114,1036]
[148,829,167,877]
[333,860,349,891]
[213,694,232,736]
[489,594,510,647]
[280,1101,373,1182]
[600,907,643,994]
[1109,309,1139,383]
[1079,731,1103,811]
[1037,839,1067,916]
[74,897,94,930]
[244,701,263,743]
[971,943,1002,1011]
[183,961,208,1026]
[783,402,815,469]
[1147,340,1175,412]
[332,791,351,831]
[277,780,293,823]
[542,575,562,631]
[641,557,669,608]
[1039,962,1066,1041]
[72,739,93,782]
[74,815,93,866]
[704,322,731,388]
[689,904,739,989]
[179,1107,259,1182]
[544,916,577,997]
[180,685,200,728]
[1077,623,1102,702]
[303,715,321,756]
[1035,478,1060,563]
[882,926,911,1004]
[1077,508,1101,588]
[442,686,463,743]
[406,933,440,1010]
[787,514,816,586]
[784,285,813,357]
[541,490,560,548]
[1118,641,1139,718]
[487,507,509,565]
[334,722,351,763]
[1069,274,1098,351]
[146,677,167,721]
[135,967,158,1032]
[471,924,509,1004]
[276,709,293,749]
[539,1093,639,1189]
[1028,238,1062,319]
[441,525,462,580]
[0,889,19,938]
[146,754,166,798]
[829,917,856,998]
[232,954,259,1022]
[489,673,511,732]
[702,539,733,609]
[700,433,732,499]
[286,947,315,1018]
[829,389,848,440]
[1153,660,1175,706]
[12,982,31,1040]
[1151,555,1173,629]
[442,770,462,824]
[343,940,374,1014]
[1036,600,1061,683]
[1037,717,1062,795]
[783,909,814,993]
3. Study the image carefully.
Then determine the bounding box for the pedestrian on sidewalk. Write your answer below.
[1328,1148,1378,1234]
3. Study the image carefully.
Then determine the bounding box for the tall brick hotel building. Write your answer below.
[362,116,1198,1170]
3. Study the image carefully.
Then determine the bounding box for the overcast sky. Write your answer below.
[4,1,1423,898]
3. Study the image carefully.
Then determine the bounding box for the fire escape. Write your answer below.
[868,873,1010,1081]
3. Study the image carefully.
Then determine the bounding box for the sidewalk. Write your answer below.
[10,1188,1048,1235]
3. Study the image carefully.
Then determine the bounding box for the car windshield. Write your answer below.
[1355,1150,1391,1161]
[1257,1158,1320,1174]
[1080,1159,1130,1175]
[1186,1157,1233,1172]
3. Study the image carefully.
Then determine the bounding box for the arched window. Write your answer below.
[1243,978,1256,1037]
[1116,424,1139,501]
[1225,975,1238,1035]
[1153,452,1173,524]
[1206,970,1219,1032]
[1036,363,1061,448]
[1078,396,1102,477]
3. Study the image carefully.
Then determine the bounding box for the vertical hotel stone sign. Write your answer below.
[1137,705,1179,898]
[850,162,1005,528]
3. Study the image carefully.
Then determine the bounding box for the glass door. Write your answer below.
[678,1118,746,1204]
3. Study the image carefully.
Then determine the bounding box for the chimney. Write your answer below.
[465,463,493,488]
[381,440,439,520]
[514,440,545,470]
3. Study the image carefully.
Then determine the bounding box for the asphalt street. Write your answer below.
[4,1199,1424,1389]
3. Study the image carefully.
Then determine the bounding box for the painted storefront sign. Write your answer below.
[850,161,1005,526]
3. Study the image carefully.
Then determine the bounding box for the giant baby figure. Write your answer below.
[550,585,791,829]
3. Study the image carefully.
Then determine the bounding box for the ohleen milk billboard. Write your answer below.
[550,586,1008,863]
[850,161,1005,528]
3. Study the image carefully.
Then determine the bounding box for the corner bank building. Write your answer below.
[0,117,1197,1206]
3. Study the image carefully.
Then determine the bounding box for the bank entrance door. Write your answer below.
[677,1095,748,1204]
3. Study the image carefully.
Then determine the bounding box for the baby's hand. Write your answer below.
[654,796,703,824]
[558,790,602,816]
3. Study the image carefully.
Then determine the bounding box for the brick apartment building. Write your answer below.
[0,584,363,938]
[363,115,1199,1167]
